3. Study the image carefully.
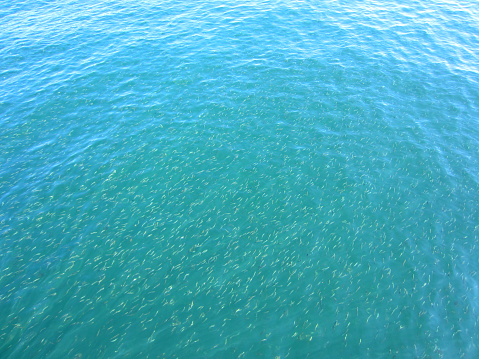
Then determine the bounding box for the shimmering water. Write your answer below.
[1,0,479,358]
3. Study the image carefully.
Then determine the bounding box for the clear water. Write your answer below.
[1,0,479,358]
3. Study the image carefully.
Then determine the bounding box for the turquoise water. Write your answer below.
[1,0,479,357]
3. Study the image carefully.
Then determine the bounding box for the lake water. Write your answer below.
[1,0,479,358]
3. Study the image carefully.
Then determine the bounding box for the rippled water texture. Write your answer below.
[1,0,479,358]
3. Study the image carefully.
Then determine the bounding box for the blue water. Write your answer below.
[1,0,479,358]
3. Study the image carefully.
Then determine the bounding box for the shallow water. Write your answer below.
[1,0,479,358]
